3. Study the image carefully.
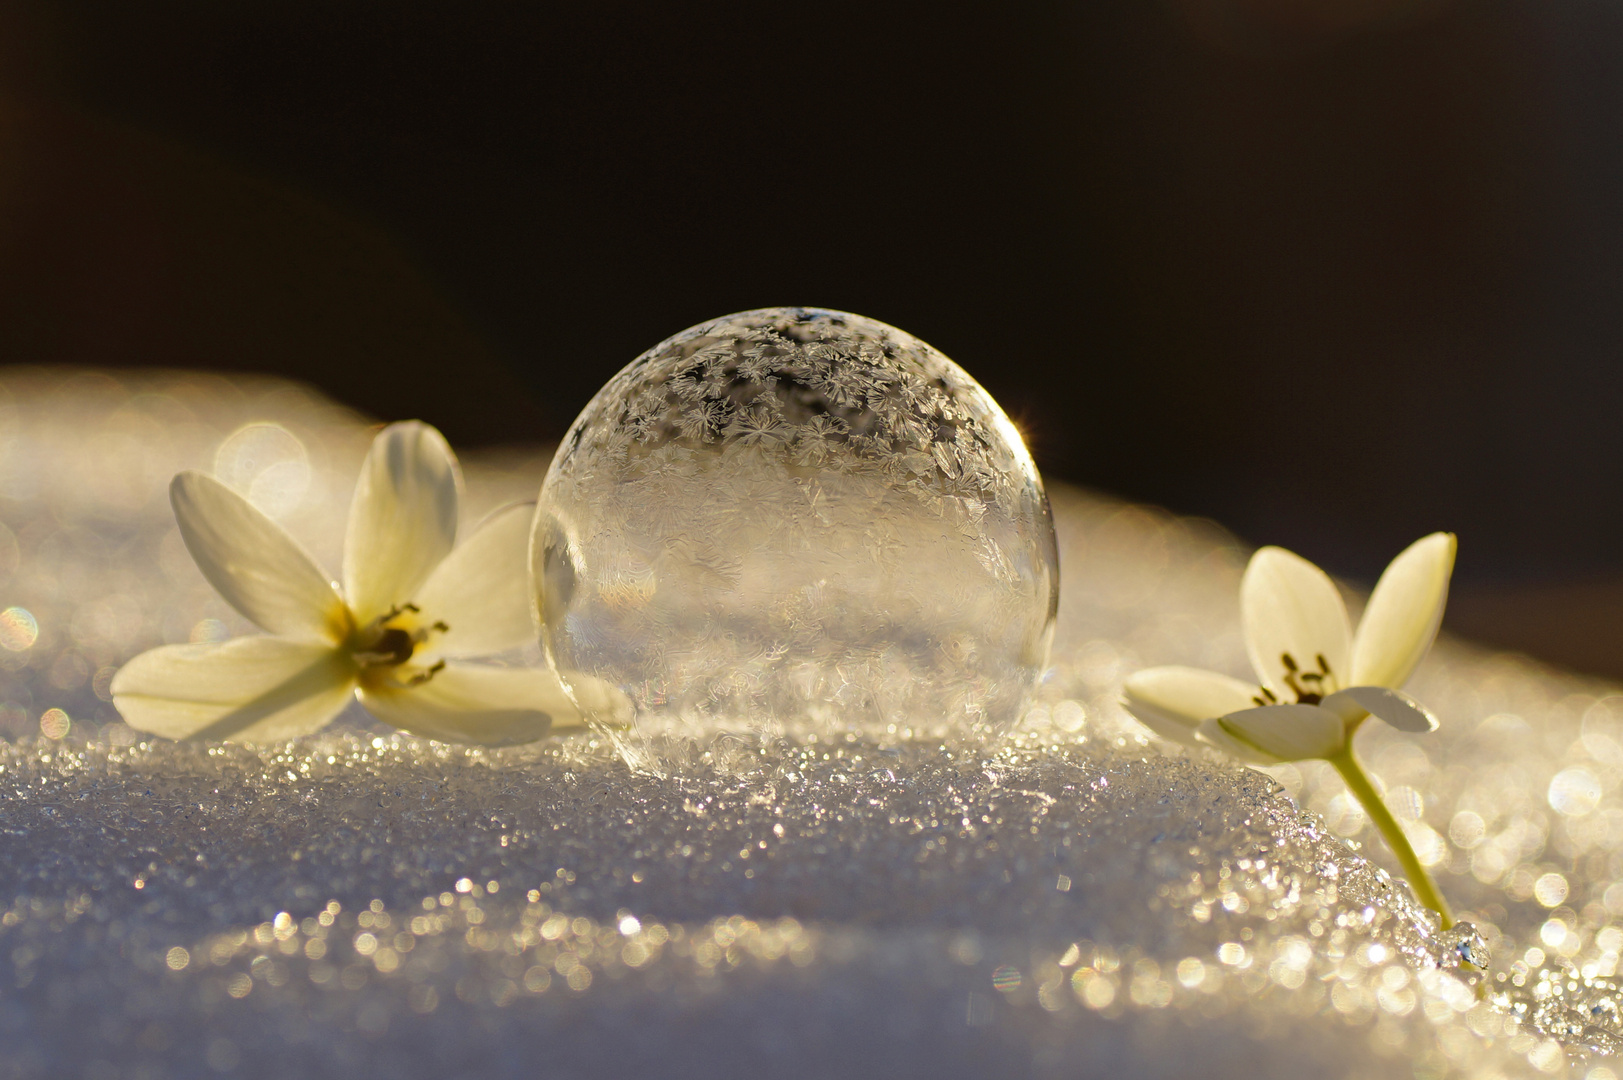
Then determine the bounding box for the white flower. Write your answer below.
[1123,533,1456,764]
[112,421,613,746]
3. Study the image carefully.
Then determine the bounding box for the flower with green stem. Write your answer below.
[112,420,621,745]
[1122,533,1458,928]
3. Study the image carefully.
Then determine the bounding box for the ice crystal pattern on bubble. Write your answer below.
[536,308,1059,744]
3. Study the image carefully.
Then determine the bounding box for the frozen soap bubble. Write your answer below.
[534,308,1058,751]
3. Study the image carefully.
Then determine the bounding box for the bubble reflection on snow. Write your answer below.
[0,368,1616,1078]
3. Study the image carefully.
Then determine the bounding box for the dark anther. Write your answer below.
[1279,652,1321,704]
[407,660,447,687]
[377,602,421,624]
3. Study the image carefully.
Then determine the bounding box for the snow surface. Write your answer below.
[0,369,1617,1079]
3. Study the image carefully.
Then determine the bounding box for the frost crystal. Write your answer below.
[536,308,1059,749]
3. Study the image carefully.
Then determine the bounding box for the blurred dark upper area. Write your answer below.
[3,0,1623,674]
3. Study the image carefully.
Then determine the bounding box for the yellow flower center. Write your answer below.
[349,603,448,686]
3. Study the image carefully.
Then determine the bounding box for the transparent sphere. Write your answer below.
[534,308,1058,744]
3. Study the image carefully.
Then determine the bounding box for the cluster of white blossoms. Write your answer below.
[113,422,616,746]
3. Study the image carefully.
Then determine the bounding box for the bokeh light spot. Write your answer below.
[215,422,311,519]
[38,708,70,740]
[1549,767,1602,817]
[0,606,39,651]
[1533,872,1570,909]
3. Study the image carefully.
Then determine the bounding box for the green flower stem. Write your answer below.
[1328,748,1453,930]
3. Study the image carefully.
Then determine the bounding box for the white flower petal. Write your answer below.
[1241,546,1354,702]
[342,421,461,626]
[1123,666,1261,748]
[1197,717,1281,764]
[1323,686,1439,734]
[358,662,583,746]
[1350,532,1456,689]
[170,473,347,642]
[1214,703,1346,762]
[111,637,356,742]
[413,503,538,659]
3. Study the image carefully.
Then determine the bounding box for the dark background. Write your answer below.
[3,0,1623,675]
